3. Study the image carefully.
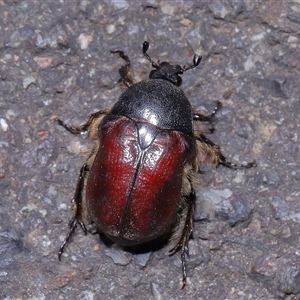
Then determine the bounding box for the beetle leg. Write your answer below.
[196,133,256,169]
[169,187,196,289]
[56,110,107,134]
[58,217,77,260]
[193,101,222,123]
[58,163,89,260]
[111,49,134,87]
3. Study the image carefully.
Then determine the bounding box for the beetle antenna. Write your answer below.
[183,55,202,72]
[143,41,159,69]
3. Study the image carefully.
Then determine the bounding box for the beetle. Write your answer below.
[56,41,255,288]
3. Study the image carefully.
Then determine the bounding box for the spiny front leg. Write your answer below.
[110,49,134,87]
[58,163,89,260]
[193,101,222,123]
[169,187,196,289]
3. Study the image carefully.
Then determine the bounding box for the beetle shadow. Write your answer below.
[97,231,172,255]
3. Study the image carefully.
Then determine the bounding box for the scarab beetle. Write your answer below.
[57,41,255,288]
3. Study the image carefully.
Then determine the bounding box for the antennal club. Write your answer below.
[183,55,202,72]
[143,41,159,69]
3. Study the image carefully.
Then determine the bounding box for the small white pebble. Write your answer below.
[251,32,265,42]
[78,33,93,50]
[5,109,17,119]
[106,24,115,34]
[0,118,8,131]
[39,209,47,217]
[111,0,128,9]
[288,35,298,43]
[58,203,68,211]
[23,75,36,89]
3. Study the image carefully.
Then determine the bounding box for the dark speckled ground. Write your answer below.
[0,1,300,299]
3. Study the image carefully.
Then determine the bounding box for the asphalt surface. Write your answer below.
[0,1,300,299]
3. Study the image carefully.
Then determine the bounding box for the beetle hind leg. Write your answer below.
[169,187,196,289]
[58,163,89,260]
[58,216,77,260]
[111,49,134,87]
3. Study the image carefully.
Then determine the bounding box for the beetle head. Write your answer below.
[143,41,202,87]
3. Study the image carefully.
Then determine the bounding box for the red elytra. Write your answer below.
[86,115,195,245]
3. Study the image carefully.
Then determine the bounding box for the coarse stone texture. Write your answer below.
[0,1,299,299]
